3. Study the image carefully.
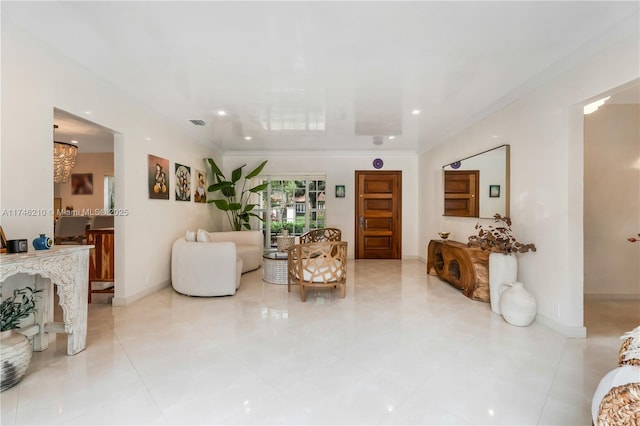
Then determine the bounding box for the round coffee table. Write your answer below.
[263,251,289,285]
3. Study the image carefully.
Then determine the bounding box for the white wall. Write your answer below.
[584,104,640,297]
[1,21,221,305]
[221,152,419,259]
[419,25,639,337]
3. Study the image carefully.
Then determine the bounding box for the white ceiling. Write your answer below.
[3,1,639,154]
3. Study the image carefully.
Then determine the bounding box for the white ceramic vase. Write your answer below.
[1,330,33,392]
[499,282,537,326]
[488,252,517,315]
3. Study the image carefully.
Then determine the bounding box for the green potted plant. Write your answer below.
[205,158,269,231]
[467,214,536,316]
[1,286,42,392]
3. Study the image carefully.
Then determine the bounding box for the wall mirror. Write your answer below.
[442,144,510,218]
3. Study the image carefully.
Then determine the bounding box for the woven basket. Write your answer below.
[597,382,640,426]
[619,337,640,367]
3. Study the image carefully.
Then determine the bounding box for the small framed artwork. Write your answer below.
[148,154,170,199]
[0,226,7,253]
[335,185,345,198]
[175,163,191,202]
[71,173,94,195]
[489,185,501,198]
[194,169,207,203]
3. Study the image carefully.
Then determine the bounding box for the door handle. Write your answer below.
[359,216,364,229]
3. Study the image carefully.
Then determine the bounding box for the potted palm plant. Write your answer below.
[205,158,268,231]
[1,286,42,392]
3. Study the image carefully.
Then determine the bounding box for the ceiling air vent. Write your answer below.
[189,119,206,126]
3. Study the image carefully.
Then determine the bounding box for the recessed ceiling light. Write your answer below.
[84,111,92,115]
[244,136,252,141]
[389,136,396,140]
[70,140,78,144]
[145,137,151,141]
[217,110,227,117]
[412,109,421,115]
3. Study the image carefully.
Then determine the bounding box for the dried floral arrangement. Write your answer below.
[467,213,537,255]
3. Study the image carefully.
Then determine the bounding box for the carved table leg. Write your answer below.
[51,250,90,355]
[32,275,52,351]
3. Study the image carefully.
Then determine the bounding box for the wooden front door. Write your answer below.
[444,170,479,217]
[355,171,401,259]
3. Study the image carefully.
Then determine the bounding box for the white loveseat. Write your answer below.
[171,230,263,296]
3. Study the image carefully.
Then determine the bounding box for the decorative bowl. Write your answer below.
[438,232,450,240]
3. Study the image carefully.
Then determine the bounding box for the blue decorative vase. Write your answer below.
[32,234,52,250]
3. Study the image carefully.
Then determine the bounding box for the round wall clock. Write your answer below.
[373,158,383,169]
[450,161,461,169]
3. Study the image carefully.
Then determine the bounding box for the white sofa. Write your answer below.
[171,230,263,297]
[206,230,263,273]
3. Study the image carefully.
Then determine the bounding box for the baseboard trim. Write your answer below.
[112,280,170,307]
[584,293,640,301]
[535,313,587,338]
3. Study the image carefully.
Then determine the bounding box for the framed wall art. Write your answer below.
[335,185,345,198]
[489,185,501,198]
[175,163,191,202]
[194,169,207,203]
[0,226,7,253]
[71,173,93,195]
[148,154,170,199]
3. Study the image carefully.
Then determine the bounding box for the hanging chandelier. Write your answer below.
[53,125,78,183]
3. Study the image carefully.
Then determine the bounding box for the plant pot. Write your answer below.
[0,330,33,392]
[488,252,517,315]
[499,282,537,326]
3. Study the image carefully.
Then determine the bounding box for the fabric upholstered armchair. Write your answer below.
[287,241,347,302]
[299,227,341,244]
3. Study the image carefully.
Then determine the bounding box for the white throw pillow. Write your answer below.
[185,230,196,242]
[196,229,210,242]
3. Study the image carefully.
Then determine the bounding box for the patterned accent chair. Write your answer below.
[287,241,347,302]
[299,227,342,244]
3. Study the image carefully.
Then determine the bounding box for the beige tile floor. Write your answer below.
[1,259,638,425]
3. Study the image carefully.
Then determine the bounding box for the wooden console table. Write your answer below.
[0,245,92,355]
[426,240,490,302]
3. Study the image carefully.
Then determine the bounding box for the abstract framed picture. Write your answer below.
[71,173,94,195]
[148,154,170,199]
[194,169,207,203]
[175,163,191,202]
[489,185,501,198]
[335,185,345,198]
